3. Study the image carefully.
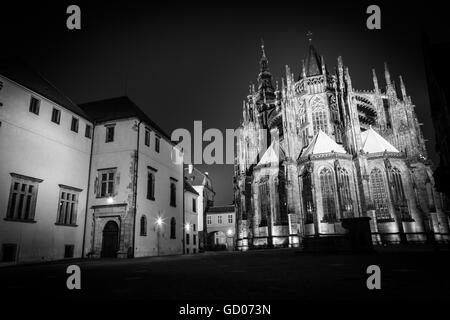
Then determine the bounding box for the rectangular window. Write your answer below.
[71,117,79,133]
[29,97,40,115]
[186,234,190,245]
[98,169,116,198]
[193,224,196,232]
[64,245,75,258]
[105,125,115,143]
[147,171,155,200]
[207,216,211,225]
[155,135,160,153]
[2,244,17,262]
[228,214,233,224]
[218,216,222,224]
[51,108,61,124]
[6,173,42,221]
[85,124,92,139]
[170,180,176,207]
[145,129,151,147]
[193,235,197,245]
[56,186,80,226]
[192,198,197,212]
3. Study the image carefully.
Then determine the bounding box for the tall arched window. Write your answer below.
[338,168,354,218]
[258,179,270,227]
[312,110,328,135]
[302,170,314,224]
[391,167,410,220]
[140,215,147,236]
[170,217,176,239]
[391,168,405,202]
[320,168,336,222]
[370,168,391,221]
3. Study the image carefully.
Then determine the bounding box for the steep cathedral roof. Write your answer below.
[257,138,286,166]
[305,43,322,77]
[361,127,399,153]
[301,130,346,157]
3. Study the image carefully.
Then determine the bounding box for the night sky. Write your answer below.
[2,1,449,205]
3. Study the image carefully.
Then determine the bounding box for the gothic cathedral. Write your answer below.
[234,40,450,250]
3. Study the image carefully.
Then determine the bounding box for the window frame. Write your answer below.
[140,215,147,236]
[145,128,151,147]
[5,173,43,222]
[29,96,40,115]
[170,217,176,239]
[319,167,337,223]
[51,108,61,124]
[71,117,79,133]
[147,170,156,201]
[370,168,392,222]
[85,124,92,139]
[97,168,117,198]
[55,185,81,226]
[105,125,115,143]
[170,180,177,207]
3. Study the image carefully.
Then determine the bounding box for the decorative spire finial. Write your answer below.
[261,38,266,58]
[306,31,313,43]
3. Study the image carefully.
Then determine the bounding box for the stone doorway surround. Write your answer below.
[91,203,128,258]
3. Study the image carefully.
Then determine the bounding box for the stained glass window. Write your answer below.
[320,168,337,222]
[301,170,314,224]
[370,168,391,221]
[338,168,353,218]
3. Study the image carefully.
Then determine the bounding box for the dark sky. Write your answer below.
[2,1,449,205]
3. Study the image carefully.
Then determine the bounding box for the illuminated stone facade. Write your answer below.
[234,41,450,250]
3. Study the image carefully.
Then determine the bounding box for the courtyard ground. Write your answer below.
[1,245,449,302]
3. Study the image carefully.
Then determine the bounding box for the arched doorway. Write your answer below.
[101,221,119,258]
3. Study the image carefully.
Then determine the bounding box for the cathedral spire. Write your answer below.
[345,67,353,92]
[257,39,275,103]
[372,68,379,93]
[384,62,392,87]
[301,31,323,78]
[259,39,268,72]
[399,75,407,99]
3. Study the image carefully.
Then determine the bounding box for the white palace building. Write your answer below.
[0,58,184,263]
